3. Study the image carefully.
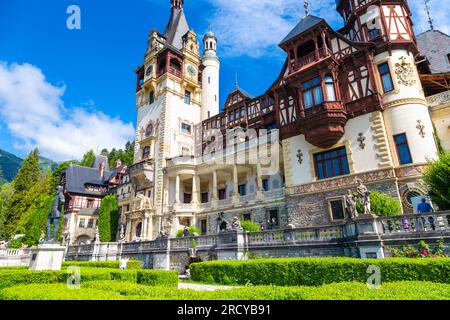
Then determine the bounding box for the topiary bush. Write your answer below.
[241,220,261,232]
[190,257,450,286]
[366,190,402,216]
[62,260,143,270]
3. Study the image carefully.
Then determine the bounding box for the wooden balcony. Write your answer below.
[289,47,333,75]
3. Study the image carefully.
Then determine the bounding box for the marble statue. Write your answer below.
[46,186,65,241]
[231,216,242,231]
[356,179,371,215]
[217,212,229,233]
[345,189,358,219]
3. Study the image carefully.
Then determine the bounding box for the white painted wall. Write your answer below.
[287,113,381,186]
[201,57,220,121]
[383,103,438,165]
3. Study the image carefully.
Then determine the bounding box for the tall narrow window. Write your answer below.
[302,76,323,109]
[184,90,191,104]
[394,133,413,165]
[313,146,350,180]
[378,63,394,93]
[149,91,155,104]
[208,77,211,84]
[324,74,336,101]
[142,146,151,159]
[238,184,247,196]
[207,111,210,118]
[262,179,269,191]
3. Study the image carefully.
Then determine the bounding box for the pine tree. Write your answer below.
[4,149,42,238]
[79,150,96,167]
[13,149,41,194]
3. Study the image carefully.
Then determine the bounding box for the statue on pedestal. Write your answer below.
[94,226,100,243]
[119,225,125,241]
[345,189,358,219]
[46,186,65,242]
[216,212,229,233]
[356,179,371,215]
[231,217,242,231]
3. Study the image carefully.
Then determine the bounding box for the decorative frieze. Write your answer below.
[286,168,396,196]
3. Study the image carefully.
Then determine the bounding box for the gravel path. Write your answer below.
[178,282,237,291]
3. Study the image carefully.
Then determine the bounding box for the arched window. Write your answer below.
[142,146,151,159]
[145,124,153,137]
[324,74,336,101]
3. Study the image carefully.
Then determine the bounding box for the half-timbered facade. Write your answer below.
[119,0,442,241]
[61,156,127,244]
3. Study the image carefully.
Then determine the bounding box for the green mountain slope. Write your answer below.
[0,149,57,182]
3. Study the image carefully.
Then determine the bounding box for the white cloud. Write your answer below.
[0,62,135,162]
[205,0,450,58]
[409,0,450,35]
[206,0,342,58]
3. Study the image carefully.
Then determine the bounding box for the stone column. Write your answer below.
[175,174,180,204]
[192,174,200,204]
[256,162,264,200]
[142,213,148,240]
[212,170,219,209]
[232,165,240,205]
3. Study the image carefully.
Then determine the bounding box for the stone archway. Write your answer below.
[76,234,91,245]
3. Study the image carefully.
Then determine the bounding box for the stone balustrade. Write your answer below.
[377,211,450,235]
[248,224,345,246]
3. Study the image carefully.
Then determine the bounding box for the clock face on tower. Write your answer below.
[187,64,197,77]
[145,65,153,77]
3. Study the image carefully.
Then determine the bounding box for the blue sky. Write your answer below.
[0,0,448,161]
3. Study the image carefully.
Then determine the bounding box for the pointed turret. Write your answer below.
[164,0,190,49]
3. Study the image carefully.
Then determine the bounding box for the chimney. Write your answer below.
[99,162,105,179]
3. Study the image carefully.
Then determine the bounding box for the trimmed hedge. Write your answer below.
[137,270,178,287]
[0,267,176,289]
[62,260,142,269]
[2,281,450,300]
[190,257,450,286]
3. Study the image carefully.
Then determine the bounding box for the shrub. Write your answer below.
[423,151,450,210]
[136,270,178,287]
[241,220,261,232]
[190,257,450,286]
[0,283,124,300]
[62,260,142,270]
[3,281,450,300]
[98,195,119,242]
[369,190,402,216]
[176,227,201,238]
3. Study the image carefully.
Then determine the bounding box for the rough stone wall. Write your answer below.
[286,181,400,227]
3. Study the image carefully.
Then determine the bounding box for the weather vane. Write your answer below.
[304,0,310,17]
[423,0,434,30]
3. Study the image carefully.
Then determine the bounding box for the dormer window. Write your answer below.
[302,76,323,109]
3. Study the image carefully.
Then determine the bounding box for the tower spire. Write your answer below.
[171,0,184,10]
[304,0,310,17]
[423,0,434,30]
[235,73,239,89]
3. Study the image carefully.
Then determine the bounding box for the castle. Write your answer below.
[109,0,446,243]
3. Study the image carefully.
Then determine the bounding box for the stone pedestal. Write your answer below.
[29,241,65,271]
[217,230,247,261]
[353,214,385,259]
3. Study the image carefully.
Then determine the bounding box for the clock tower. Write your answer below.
[130,0,202,239]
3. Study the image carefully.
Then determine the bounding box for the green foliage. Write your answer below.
[368,190,402,216]
[387,239,446,258]
[176,226,201,238]
[0,183,13,240]
[98,195,119,242]
[79,150,96,168]
[3,281,450,300]
[136,270,179,287]
[241,220,261,232]
[4,149,42,238]
[62,260,142,270]
[423,151,450,210]
[190,257,450,286]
